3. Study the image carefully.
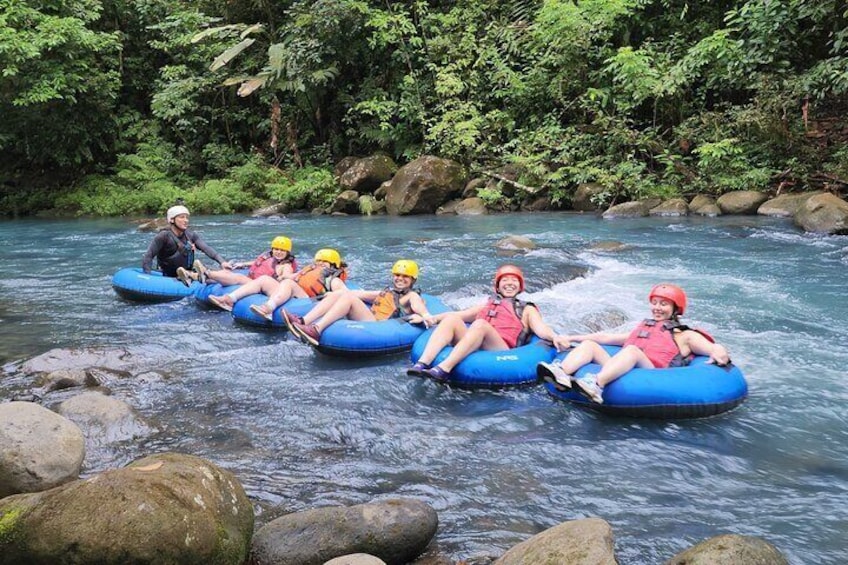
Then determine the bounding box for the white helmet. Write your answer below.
[166,205,190,223]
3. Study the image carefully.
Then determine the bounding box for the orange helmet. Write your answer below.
[649,283,687,316]
[494,264,525,293]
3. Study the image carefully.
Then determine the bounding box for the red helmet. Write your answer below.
[649,283,687,316]
[494,265,525,293]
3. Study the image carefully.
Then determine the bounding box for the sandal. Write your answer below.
[537,361,572,392]
[208,294,234,312]
[250,303,274,322]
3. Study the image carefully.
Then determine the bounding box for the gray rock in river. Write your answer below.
[251,498,437,565]
[664,533,789,565]
[493,517,617,564]
[0,401,85,497]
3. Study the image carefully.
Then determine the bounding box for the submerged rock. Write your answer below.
[20,347,135,375]
[55,391,153,446]
[0,452,254,565]
[251,498,437,565]
[495,235,537,252]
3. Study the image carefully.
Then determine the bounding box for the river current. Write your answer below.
[0,213,846,563]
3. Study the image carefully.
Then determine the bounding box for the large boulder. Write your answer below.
[793,192,848,234]
[385,156,466,215]
[56,391,152,446]
[716,190,768,215]
[339,155,398,194]
[494,517,617,564]
[757,192,823,217]
[0,401,85,497]
[689,195,722,216]
[455,197,488,215]
[650,198,689,216]
[664,534,789,565]
[603,200,651,218]
[136,218,169,232]
[251,498,437,565]
[572,183,606,211]
[0,452,254,565]
[252,203,289,217]
[330,190,361,214]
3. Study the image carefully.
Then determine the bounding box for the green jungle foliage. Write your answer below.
[1,0,846,216]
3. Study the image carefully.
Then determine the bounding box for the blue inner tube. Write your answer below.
[193,269,250,307]
[312,294,451,358]
[230,283,364,329]
[544,345,748,419]
[111,267,199,303]
[410,329,557,388]
[232,294,316,329]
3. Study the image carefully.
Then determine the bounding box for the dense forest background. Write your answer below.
[1,0,846,217]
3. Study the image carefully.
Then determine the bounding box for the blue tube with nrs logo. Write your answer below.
[410,327,556,388]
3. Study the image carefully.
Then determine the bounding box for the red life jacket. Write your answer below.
[475,295,532,349]
[623,319,692,368]
[248,252,297,280]
[294,264,348,297]
[370,286,414,321]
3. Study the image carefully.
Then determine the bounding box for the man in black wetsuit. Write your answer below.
[141,205,232,282]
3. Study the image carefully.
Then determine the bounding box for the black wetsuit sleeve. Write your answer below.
[141,231,169,273]
[189,231,225,265]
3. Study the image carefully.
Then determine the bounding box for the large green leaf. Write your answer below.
[210,38,256,71]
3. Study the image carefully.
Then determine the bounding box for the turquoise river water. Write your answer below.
[0,212,846,563]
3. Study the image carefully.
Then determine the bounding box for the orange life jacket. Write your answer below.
[248,252,297,280]
[622,319,712,368]
[475,294,533,349]
[370,286,414,321]
[294,264,348,297]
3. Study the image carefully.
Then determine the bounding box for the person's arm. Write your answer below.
[522,305,571,351]
[275,262,295,280]
[141,232,166,273]
[328,277,348,292]
[685,331,731,365]
[403,292,432,324]
[191,232,231,269]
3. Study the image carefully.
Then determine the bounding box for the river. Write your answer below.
[0,212,845,563]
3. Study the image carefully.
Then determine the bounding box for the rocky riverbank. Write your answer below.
[248,154,848,236]
[1,348,790,564]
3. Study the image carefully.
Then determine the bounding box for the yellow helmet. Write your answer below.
[392,259,419,280]
[271,236,292,252]
[314,248,341,268]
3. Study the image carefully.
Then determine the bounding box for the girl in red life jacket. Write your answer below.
[537,283,731,404]
[208,248,347,317]
[285,260,430,345]
[199,236,296,287]
[408,265,571,382]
